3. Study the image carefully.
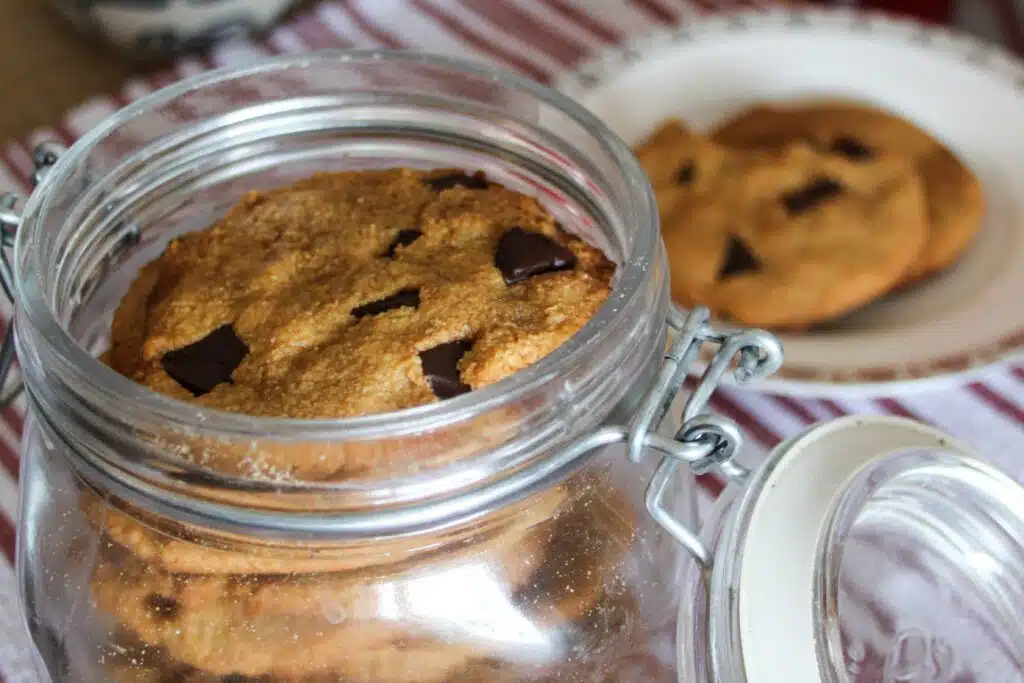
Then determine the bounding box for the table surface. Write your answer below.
[0,1,1021,681]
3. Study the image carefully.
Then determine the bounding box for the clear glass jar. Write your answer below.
[4,52,764,683]
[677,415,1024,683]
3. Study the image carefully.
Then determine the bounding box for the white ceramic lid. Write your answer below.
[729,415,1024,683]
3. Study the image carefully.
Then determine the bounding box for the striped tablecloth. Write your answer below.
[0,1,1021,680]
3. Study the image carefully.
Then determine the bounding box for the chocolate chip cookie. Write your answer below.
[109,169,614,420]
[106,169,614,483]
[714,102,985,282]
[635,120,928,328]
[91,539,539,679]
[91,484,636,681]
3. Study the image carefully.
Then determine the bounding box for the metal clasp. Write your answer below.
[0,142,66,407]
[565,305,782,568]
[645,307,783,567]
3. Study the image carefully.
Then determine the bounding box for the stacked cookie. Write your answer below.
[635,103,985,329]
[87,478,642,683]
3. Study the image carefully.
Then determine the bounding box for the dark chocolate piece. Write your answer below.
[676,161,696,185]
[718,236,761,279]
[831,136,873,160]
[160,324,249,397]
[494,227,577,285]
[424,171,489,192]
[383,229,423,258]
[146,594,180,620]
[352,289,421,319]
[419,340,472,399]
[782,177,844,215]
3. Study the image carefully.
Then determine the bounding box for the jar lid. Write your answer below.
[722,415,1024,683]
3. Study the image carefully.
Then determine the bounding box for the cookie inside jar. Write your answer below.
[81,168,674,683]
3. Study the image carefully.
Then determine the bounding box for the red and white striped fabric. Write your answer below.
[0,1,1021,679]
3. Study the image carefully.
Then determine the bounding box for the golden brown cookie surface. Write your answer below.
[636,120,929,328]
[714,102,985,281]
[109,169,614,419]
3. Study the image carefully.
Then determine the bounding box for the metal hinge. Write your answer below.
[0,142,67,408]
[565,305,783,568]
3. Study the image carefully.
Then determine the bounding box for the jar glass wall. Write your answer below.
[13,53,693,683]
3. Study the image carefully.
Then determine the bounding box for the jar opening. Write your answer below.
[12,51,666,528]
[17,50,659,436]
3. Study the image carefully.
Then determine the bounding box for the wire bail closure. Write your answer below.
[0,142,67,408]
[627,305,783,568]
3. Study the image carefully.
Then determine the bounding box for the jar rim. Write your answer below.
[14,49,659,440]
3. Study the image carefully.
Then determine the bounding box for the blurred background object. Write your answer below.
[0,0,1020,145]
[45,0,301,56]
[0,0,311,141]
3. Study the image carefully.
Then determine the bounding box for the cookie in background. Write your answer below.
[713,102,986,285]
[635,118,931,329]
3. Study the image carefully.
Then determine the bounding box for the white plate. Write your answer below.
[556,7,1024,397]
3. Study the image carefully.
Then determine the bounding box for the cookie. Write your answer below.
[105,169,613,482]
[633,119,738,230]
[90,486,636,680]
[91,531,546,678]
[714,102,985,281]
[81,484,567,575]
[103,590,644,683]
[102,631,471,683]
[636,120,929,327]
[109,169,613,419]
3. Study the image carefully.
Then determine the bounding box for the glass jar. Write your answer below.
[1,52,783,683]
[677,415,1024,683]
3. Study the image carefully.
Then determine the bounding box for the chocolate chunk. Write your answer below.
[718,236,761,279]
[146,594,180,620]
[676,161,696,185]
[424,171,489,192]
[419,340,472,399]
[160,324,249,397]
[831,136,873,160]
[782,177,844,215]
[383,229,422,258]
[352,289,420,319]
[495,227,577,285]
